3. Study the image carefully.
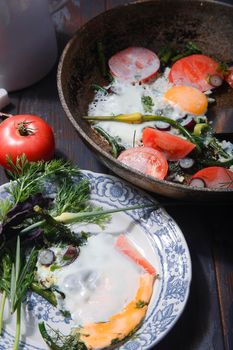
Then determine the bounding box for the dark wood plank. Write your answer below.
[15,66,108,174]
[0,2,231,350]
[80,0,105,25]
[0,93,21,184]
[153,205,225,350]
[212,205,233,350]
[52,0,105,39]
[52,0,82,38]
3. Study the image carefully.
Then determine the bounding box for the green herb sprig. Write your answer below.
[6,155,80,205]
[39,322,87,350]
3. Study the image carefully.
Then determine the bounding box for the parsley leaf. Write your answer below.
[141,96,154,113]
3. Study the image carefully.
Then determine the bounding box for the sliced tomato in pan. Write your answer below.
[108,47,160,83]
[225,66,233,88]
[117,146,168,180]
[142,128,196,161]
[168,54,222,92]
[190,166,233,189]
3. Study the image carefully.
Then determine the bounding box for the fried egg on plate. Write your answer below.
[36,233,156,349]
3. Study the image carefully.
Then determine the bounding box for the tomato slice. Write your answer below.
[225,67,233,88]
[117,146,168,180]
[191,166,233,189]
[169,54,222,92]
[142,128,196,161]
[108,47,160,83]
[115,234,156,275]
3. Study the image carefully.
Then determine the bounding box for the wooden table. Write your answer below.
[0,1,233,349]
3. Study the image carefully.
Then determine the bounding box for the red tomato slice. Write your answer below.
[108,47,160,83]
[225,67,233,88]
[191,167,233,189]
[117,146,168,180]
[142,128,196,161]
[169,54,222,92]
[115,234,156,275]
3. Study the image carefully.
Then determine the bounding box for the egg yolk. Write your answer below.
[164,85,208,115]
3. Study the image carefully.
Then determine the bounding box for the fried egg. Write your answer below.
[36,233,154,326]
[88,68,209,148]
[164,85,208,115]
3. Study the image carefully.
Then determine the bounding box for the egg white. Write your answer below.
[88,68,193,148]
[36,233,144,326]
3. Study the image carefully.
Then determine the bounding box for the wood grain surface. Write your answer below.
[0,1,232,349]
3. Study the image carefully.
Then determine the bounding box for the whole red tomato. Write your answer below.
[0,114,55,169]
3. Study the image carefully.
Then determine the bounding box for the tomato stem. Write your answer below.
[17,121,34,136]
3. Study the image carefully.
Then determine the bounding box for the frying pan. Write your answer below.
[57,0,233,201]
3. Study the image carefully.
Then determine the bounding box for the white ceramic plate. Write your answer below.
[0,170,191,349]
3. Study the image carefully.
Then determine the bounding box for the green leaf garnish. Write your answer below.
[135,300,148,309]
[141,96,154,113]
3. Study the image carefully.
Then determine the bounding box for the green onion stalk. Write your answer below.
[20,203,158,234]
[0,291,7,335]
[13,304,21,350]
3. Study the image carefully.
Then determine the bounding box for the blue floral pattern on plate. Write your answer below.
[0,170,191,350]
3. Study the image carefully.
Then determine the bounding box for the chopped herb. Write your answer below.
[50,264,62,272]
[157,46,176,65]
[136,300,148,309]
[141,95,154,113]
[111,338,121,345]
[208,138,230,159]
[158,42,202,65]
[171,42,202,62]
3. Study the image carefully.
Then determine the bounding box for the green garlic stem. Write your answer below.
[20,203,158,234]
[54,203,157,224]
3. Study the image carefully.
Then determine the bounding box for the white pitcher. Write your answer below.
[0,0,57,91]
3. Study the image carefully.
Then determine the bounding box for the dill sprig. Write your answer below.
[6,155,80,205]
[51,179,90,217]
[39,322,87,350]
